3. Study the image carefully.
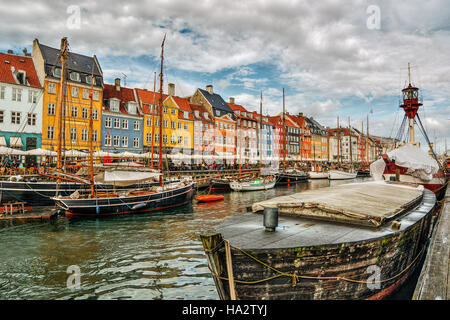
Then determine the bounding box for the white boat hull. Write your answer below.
[308,172,329,179]
[230,179,276,191]
[328,170,357,180]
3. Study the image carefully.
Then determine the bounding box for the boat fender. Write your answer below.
[131,203,146,211]
[391,220,401,230]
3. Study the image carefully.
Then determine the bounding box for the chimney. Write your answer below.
[229,97,235,104]
[114,78,120,91]
[298,112,303,117]
[206,85,213,95]
[7,50,13,54]
[168,83,175,96]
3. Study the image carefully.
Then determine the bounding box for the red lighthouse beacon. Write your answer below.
[371,63,447,199]
[399,63,423,146]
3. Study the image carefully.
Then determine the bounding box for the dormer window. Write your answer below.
[194,110,199,117]
[127,102,137,115]
[235,110,240,115]
[215,110,220,116]
[70,72,81,82]
[204,112,209,119]
[86,75,96,86]
[110,99,120,112]
[15,70,27,85]
[183,111,189,119]
[53,67,61,78]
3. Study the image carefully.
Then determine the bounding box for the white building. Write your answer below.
[0,51,43,152]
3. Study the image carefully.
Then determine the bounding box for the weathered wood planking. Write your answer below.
[251,182,423,227]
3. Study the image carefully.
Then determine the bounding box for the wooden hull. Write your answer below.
[210,179,231,191]
[328,170,357,180]
[203,188,436,300]
[275,173,309,185]
[53,183,195,217]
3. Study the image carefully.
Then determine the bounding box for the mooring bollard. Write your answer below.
[263,206,278,232]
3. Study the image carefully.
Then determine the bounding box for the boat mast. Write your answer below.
[56,37,68,174]
[151,72,156,168]
[282,88,286,172]
[348,117,352,166]
[337,116,340,168]
[366,114,369,162]
[158,34,166,186]
[88,66,95,198]
[259,91,263,167]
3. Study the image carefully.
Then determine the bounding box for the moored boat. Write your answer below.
[308,171,329,179]
[201,181,436,300]
[230,176,276,192]
[275,170,309,185]
[328,169,357,180]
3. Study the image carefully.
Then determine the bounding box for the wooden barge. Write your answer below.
[201,182,436,300]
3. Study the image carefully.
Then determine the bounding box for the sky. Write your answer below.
[1,0,449,153]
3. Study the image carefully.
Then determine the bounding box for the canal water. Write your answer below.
[0,177,418,300]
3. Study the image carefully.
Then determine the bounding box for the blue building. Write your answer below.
[101,79,143,154]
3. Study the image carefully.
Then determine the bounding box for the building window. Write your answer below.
[12,88,22,102]
[105,117,112,128]
[47,103,55,115]
[81,129,88,141]
[47,126,54,139]
[171,121,175,129]
[28,90,38,103]
[147,117,152,127]
[82,89,89,99]
[163,120,168,128]
[92,109,98,120]
[110,99,120,112]
[113,135,120,147]
[0,86,5,99]
[162,134,168,143]
[155,134,159,143]
[48,83,56,94]
[92,91,99,101]
[146,133,152,143]
[171,135,176,144]
[122,119,128,130]
[134,120,140,131]
[70,72,81,82]
[177,136,182,144]
[113,118,120,129]
[82,107,89,119]
[184,137,188,146]
[178,122,182,130]
[171,108,176,115]
[93,130,98,142]
[70,128,77,141]
[183,111,188,119]
[105,134,111,146]
[133,137,139,148]
[27,113,36,126]
[163,107,168,113]
[184,123,188,130]
[122,136,128,147]
[72,87,79,98]
[71,106,78,118]
[11,111,21,124]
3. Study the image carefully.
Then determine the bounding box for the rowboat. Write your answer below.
[196,194,224,202]
[201,181,436,300]
[328,170,357,180]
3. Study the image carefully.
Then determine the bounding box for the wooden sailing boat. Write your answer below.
[329,116,357,180]
[275,88,309,184]
[51,35,195,217]
[230,92,276,191]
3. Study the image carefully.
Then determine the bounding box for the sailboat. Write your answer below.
[328,116,357,180]
[275,88,309,185]
[230,92,276,192]
[52,36,195,217]
[370,63,446,200]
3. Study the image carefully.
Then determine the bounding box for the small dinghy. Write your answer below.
[196,194,224,202]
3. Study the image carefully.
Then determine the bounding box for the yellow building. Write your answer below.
[135,84,193,158]
[32,39,103,152]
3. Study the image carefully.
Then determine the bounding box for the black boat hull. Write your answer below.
[53,183,195,217]
[275,173,309,185]
[210,179,231,191]
[0,180,163,206]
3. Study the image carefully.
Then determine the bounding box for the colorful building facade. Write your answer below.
[32,39,103,153]
[0,52,43,152]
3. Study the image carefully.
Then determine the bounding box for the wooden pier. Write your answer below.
[0,205,58,225]
[413,185,449,300]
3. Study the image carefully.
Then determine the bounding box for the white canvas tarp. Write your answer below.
[370,144,440,182]
[94,170,161,186]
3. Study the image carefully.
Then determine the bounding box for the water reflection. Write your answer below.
[0,177,372,300]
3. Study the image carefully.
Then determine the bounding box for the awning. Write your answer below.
[9,136,23,148]
[0,136,6,147]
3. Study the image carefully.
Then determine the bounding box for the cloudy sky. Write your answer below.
[1,0,449,152]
